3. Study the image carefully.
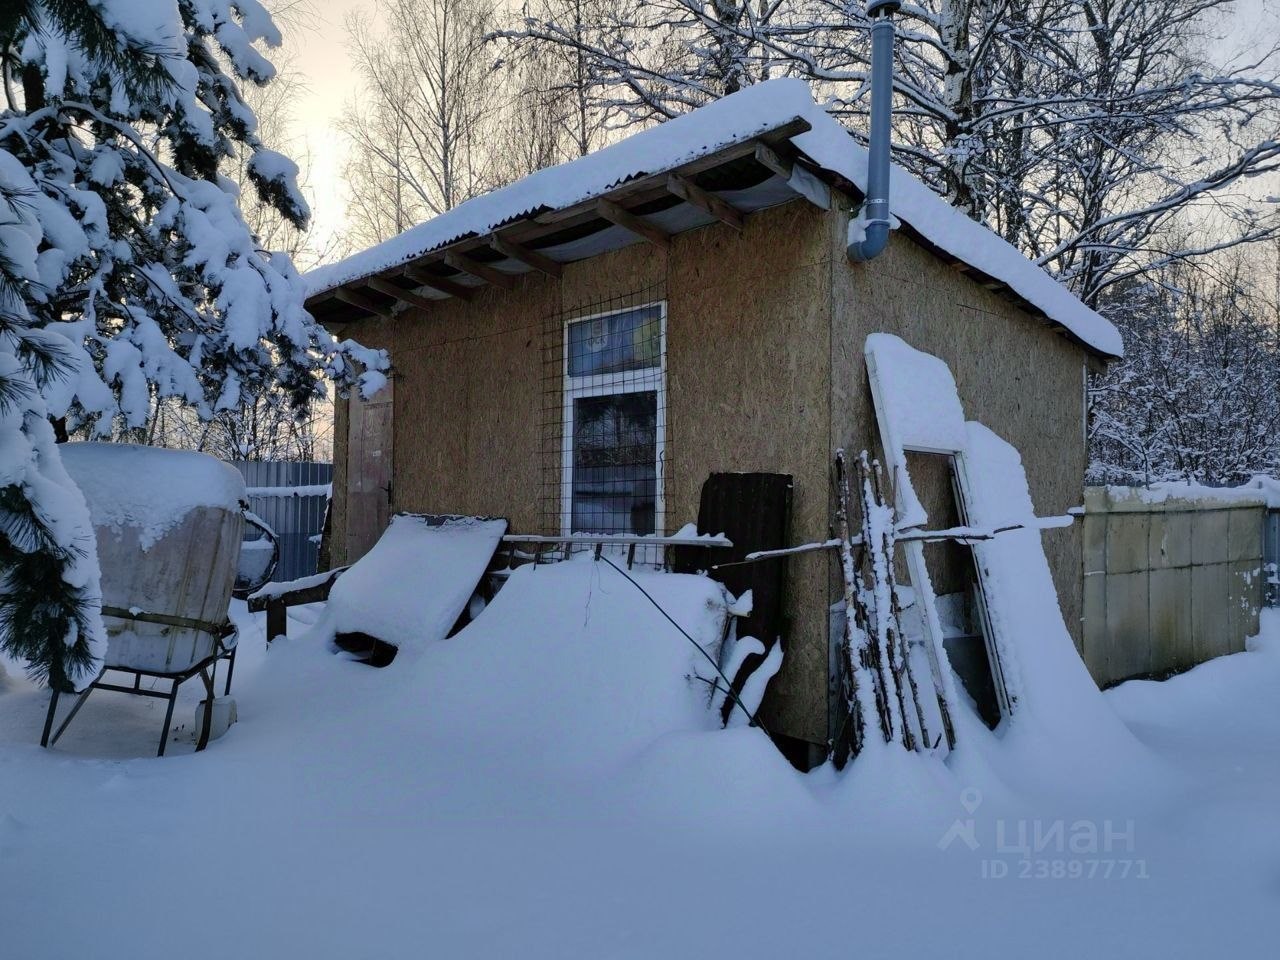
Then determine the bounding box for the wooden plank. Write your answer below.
[346,375,393,563]
[754,142,793,180]
[266,599,287,642]
[443,251,517,289]
[402,266,474,301]
[367,278,438,311]
[596,199,670,249]
[333,287,394,320]
[666,173,745,231]
[490,235,563,278]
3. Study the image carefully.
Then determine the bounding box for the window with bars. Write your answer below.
[559,302,666,535]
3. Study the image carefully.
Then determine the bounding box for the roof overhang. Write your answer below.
[305,119,823,328]
[306,79,1121,360]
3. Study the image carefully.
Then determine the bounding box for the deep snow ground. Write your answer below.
[1,564,1277,959]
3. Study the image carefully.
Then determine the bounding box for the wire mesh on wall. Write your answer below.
[541,282,670,537]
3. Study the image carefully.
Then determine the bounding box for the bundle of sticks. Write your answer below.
[834,449,953,758]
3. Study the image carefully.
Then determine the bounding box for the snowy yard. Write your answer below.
[1,560,1277,959]
[4,1,1279,957]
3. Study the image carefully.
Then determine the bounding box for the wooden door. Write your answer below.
[346,377,394,562]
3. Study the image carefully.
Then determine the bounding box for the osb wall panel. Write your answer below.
[666,201,834,753]
[829,196,1089,665]
[391,280,554,533]
[325,203,837,753]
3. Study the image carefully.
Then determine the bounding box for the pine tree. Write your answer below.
[0,152,106,692]
[0,0,384,690]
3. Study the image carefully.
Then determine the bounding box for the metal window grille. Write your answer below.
[541,284,670,539]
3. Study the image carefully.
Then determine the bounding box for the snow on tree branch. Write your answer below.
[499,0,1280,305]
[0,0,386,689]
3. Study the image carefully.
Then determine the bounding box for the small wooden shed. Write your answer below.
[305,79,1121,769]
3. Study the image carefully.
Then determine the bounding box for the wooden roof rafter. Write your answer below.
[402,266,475,301]
[366,278,438,312]
[666,173,745,231]
[443,250,517,289]
[490,235,563,278]
[333,287,394,320]
[595,198,671,249]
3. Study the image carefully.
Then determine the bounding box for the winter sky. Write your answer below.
[286,0,373,257]
[283,0,1279,262]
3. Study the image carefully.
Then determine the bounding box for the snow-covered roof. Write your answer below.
[307,79,1122,358]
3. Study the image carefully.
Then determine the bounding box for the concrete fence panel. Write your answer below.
[1081,486,1265,688]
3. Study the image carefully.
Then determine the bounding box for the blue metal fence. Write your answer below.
[231,461,332,583]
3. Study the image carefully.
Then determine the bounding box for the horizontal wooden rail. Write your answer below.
[247,566,348,642]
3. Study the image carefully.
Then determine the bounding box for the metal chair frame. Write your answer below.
[40,609,239,757]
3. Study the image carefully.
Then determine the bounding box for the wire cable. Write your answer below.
[596,554,770,735]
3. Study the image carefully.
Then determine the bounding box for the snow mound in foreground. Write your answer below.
[276,558,740,780]
[409,558,734,773]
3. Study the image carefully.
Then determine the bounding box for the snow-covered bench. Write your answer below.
[249,513,509,665]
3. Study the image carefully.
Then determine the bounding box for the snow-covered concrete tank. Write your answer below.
[60,443,246,674]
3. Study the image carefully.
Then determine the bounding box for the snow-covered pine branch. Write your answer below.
[2,0,386,440]
[0,0,386,689]
[0,149,105,692]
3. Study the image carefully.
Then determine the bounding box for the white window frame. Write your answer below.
[561,301,667,536]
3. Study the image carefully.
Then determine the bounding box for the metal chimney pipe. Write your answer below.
[848,0,901,262]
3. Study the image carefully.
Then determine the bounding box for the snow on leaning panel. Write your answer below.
[860,335,1154,788]
[59,442,245,674]
[324,514,508,652]
[959,422,1151,783]
[864,331,968,528]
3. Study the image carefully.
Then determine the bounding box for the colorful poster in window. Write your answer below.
[567,305,662,377]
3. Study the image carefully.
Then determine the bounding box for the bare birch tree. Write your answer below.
[492,0,617,171]
[341,0,500,246]
[500,0,1280,306]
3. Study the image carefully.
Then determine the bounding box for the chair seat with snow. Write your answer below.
[248,513,508,664]
[41,443,246,756]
